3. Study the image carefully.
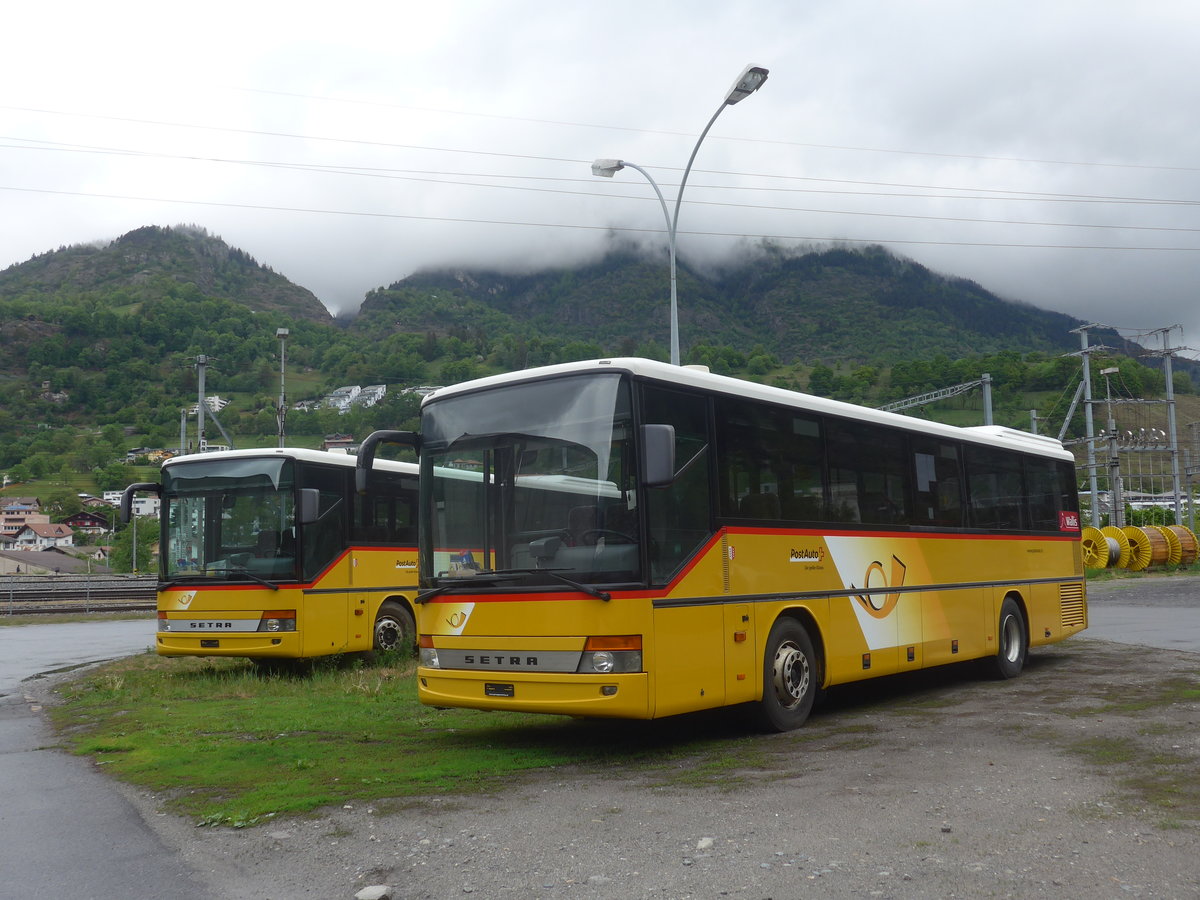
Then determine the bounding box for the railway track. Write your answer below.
[1,575,157,616]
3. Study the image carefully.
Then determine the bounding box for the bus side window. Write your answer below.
[911,439,963,527]
[715,397,824,523]
[826,419,911,527]
[965,445,1026,530]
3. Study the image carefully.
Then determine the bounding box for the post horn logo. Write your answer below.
[851,555,907,618]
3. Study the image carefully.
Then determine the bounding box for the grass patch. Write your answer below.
[47,653,760,826]
[1,612,151,627]
[1068,677,1200,717]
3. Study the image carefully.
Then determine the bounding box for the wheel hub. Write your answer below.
[375,619,399,651]
[772,641,809,708]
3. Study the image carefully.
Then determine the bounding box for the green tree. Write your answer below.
[807,364,836,397]
[109,516,158,574]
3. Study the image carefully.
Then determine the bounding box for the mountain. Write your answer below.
[0,225,331,324]
[355,244,1124,366]
[2,227,1194,496]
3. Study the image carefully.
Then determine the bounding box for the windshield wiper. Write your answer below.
[226,566,280,591]
[415,568,610,604]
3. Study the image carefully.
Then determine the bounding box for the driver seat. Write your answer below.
[256,530,280,558]
[566,506,598,546]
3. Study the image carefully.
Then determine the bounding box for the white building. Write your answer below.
[5,523,74,551]
[325,385,362,413]
[358,384,387,407]
[101,492,161,517]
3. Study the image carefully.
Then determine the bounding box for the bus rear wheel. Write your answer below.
[373,601,415,655]
[755,617,818,732]
[987,596,1027,679]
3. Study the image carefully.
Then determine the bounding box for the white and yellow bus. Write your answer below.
[123,447,419,662]
[357,358,1086,730]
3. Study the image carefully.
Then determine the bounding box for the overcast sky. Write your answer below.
[3,0,1198,358]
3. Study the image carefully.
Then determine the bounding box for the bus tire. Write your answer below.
[755,617,818,732]
[373,600,415,655]
[987,596,1027,679]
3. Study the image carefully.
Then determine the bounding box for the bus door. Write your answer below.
[298,469,351,656]
[643,383,726,716]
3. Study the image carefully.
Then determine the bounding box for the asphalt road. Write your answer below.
[0,619,215,900]
[2,575,1198,900]
[1081,573,1200,652]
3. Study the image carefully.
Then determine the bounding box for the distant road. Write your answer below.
[1085,573,1200,654]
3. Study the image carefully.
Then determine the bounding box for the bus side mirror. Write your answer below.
[641,424,676,488]
[356,429,420,494]
[120,483,160,524]
[298,488,321,525]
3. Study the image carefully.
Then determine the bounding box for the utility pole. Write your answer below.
[195,354,209,452]
[1145,326,1184,526]
[1069,325,1111,527]
[276,328,289,449]
[1100,367,1125,527]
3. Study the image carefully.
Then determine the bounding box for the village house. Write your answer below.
[101,492,161,516]
[1,497,49,539]
[62,510,111,534]
[4,522,74,551]
[325,385,361,413]
[322,433,357,453]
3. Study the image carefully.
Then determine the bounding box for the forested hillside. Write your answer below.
[361,244,1122,366]
[1,224,1191,522]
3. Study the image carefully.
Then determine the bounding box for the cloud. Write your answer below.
[2,0,1198,352]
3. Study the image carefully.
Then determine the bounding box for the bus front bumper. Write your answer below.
[417,667,651,719]
[156,632,302,658]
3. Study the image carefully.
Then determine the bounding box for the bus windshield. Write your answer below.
[163,456,298,583]
[420,372,642,587]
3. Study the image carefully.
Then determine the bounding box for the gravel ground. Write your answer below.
[40,576,1200,900]
[96,631,1200,900]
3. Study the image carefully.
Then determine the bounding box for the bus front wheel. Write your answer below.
[987,596,1027,679]
[373,601,415,655]
[755,617,818,732]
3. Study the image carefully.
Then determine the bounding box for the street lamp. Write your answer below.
[276,328,289,448]
[591,64,768,366]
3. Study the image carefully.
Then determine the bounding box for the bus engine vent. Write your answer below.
[1059,582,1086,628]
[721,529,730,594]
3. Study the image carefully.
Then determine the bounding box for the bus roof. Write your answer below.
[161,446,418,475]
[422,357,1074,462]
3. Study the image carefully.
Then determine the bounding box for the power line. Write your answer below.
[4,183,1200,253]
[7,136,1200,209]
[223,86,1200,175]
[5,140,1200,236]
[7,104,1200,207]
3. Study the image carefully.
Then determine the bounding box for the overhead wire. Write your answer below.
[3,102,1200,253]
[4,138,1200,244]
[3,184,1199,253]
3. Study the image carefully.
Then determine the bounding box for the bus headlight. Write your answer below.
[256,610,296,633]
[576,636,642,674]
[419,634,440,668]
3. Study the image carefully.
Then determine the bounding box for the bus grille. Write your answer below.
[1059,582,1086,628]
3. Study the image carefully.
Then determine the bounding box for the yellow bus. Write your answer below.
[123,447,419,662]
[357,358,1087,730]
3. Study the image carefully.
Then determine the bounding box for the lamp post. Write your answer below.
[276,328,289,448]
[592,64,768,365]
